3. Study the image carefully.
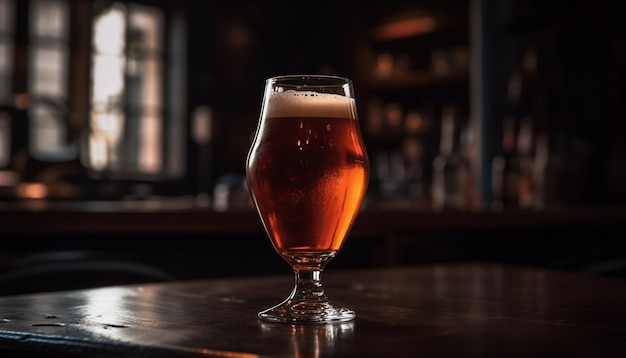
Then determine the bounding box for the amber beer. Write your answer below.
[246,90,369,256]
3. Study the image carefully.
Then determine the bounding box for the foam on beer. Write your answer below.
[264,90,356,119]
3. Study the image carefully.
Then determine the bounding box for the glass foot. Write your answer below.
[260,252,355,324]
[258,299,355,324]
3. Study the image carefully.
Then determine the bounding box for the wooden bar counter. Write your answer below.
[1,262,625,357]
[2,200,626,238]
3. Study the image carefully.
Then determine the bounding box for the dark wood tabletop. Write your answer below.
[1,262,625,357]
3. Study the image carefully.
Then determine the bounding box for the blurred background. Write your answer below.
[1,0,625,295]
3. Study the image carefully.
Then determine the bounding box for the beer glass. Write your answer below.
[246,75,370,323]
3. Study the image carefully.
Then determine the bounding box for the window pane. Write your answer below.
[31,46,67,97]
[127,57,162,110]
[129,5,164,175]
[30,104,65,155]
[30,0,69,39]
[89,2,169,178]
[0,0,13,103]
[92,54,125,108]
[89,110,125,170]
[91,4,128,174]
[139,114,161,173]
[0,42,11,70]
[0,0,13,32]
[87,129,109,171]
[28,0,70,159]
[129,4,163,52]
[93,5,126,56]
[0,43,12,100]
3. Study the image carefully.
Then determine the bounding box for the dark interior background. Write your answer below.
[0,0,625,296]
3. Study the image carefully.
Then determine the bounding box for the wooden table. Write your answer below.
[1,263,625,357]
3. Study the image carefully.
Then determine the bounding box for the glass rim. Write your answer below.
[267,74,352,86]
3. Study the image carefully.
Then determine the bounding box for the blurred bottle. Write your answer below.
[191,105,213,207]
[402,137,425,207]
[365,97,384,139]
[491,44,540,211]
[212,173,251,212]
[431,104,470,211]
[458,118,482,210]
[532,130,565,210]
[374,148,406,205]
[491,116,519,211]
[515,116,535,209]
[384,102,404,138]
[403,108,432,208]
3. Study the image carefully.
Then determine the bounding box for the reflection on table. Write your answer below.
[1,263,626,357]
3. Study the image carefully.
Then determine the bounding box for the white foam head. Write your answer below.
[264,90,356,119]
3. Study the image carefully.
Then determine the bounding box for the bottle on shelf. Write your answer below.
[402,136,426,208]
[532,130,553,210]
[515,116,535,209]
[491,43,542,211]
[431,104,470,211]
[491,116,519,211]
[458,117,482,211]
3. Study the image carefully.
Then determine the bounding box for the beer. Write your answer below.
[250,75,366,323]
[246,90,369,255]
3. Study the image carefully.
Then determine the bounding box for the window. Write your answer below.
[28,0,72,160]
[1,0,187,186]
[88,2,184,179]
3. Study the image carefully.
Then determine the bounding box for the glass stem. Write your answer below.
[291,268,328,302]
[260,252,354,322]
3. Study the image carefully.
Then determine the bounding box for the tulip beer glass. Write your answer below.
[246,75,370,323]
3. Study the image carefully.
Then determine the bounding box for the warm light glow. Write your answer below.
[16,182,48,199]
[373,16,436,41]
[405,111,424,132]
[375,52,394,77]
[14,93,31,109]
[385,103,403,128]
[0,170,18,186]
[191,106,213,144]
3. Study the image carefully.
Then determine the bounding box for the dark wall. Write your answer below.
[184,0,353,186]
